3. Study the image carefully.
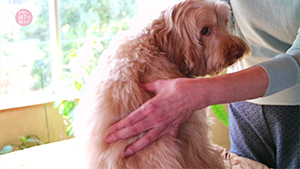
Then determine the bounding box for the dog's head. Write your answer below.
[148,0,250,77]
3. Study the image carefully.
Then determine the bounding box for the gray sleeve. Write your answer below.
[257,28,300,96]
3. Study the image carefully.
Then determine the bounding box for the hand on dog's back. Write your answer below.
[106,78,206,157]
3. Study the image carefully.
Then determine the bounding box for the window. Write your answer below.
[0,0,180,110]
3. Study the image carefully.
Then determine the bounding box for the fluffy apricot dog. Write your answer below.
[76,0,250,168]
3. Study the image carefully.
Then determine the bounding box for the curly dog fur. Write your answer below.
[76,0,250,168]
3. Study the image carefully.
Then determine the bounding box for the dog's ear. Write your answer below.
[148,1,207,77]
[213,1,231,29]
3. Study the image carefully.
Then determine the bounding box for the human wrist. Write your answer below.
[186,77,211,110]
[198,77,223,107]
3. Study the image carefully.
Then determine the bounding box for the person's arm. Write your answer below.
[105,66,269,157]
[204,66,269,105]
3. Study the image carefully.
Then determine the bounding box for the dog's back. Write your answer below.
[75,30,224,168]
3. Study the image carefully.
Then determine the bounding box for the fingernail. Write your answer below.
[124,149,133,157]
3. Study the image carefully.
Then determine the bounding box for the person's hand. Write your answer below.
[105,78,207,157]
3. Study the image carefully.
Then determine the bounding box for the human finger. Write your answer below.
[105,116,152,143]
[140,81,158,93]
[106,104,149,134]
[124,127,165,157]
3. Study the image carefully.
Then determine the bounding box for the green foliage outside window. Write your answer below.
[1,0,137,95]
[0,135,42,155]
[52,0,138,137]
[33,0,138,90]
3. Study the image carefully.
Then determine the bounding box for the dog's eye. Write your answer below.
[201,27,210,35]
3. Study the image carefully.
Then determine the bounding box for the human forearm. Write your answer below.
[199,66,269,107]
